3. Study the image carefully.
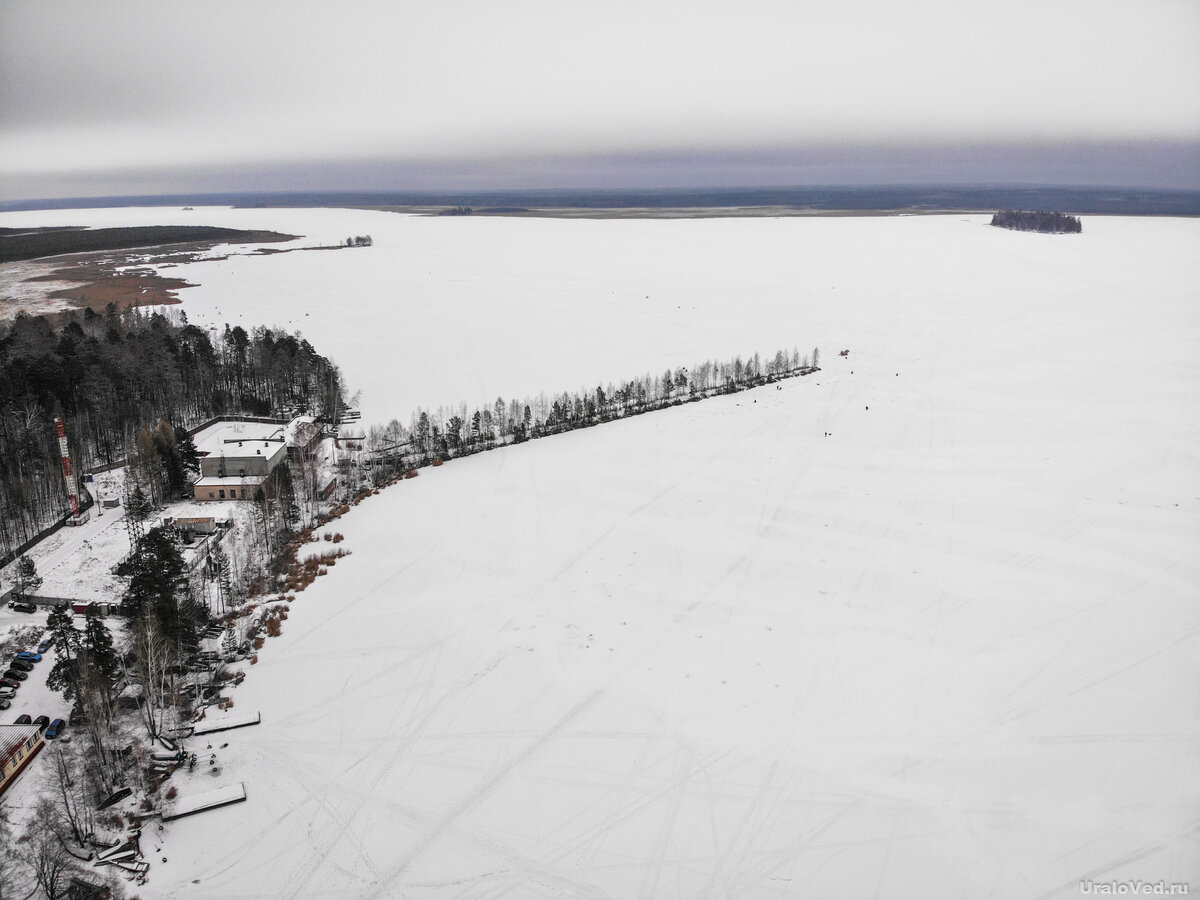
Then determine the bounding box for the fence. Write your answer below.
[1,512,73,570]
[23,595,119,616]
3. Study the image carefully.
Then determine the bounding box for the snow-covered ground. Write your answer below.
[0,466,255,607]
[0,470,130,605]
[1,208,1197,896]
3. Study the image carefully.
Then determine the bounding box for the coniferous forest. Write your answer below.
[0,305,345,559]
[990,210,1082,233]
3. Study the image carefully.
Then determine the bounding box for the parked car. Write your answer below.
[45,719,65,739]
[37,640,52,654]
[9,660,34,673]
[2,670,28,682]
[33,715,49,732]
[68,709,89,726]
[16,652,42,662]
[14,714,31,725]
[10,602,37,614]
[0,699,9,710]
[0,678,21,690]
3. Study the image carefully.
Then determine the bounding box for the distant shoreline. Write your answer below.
[4,185,1199,216]
[365,205,987,219]
[0,228,295,322]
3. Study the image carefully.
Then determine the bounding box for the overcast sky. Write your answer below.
[2,0,1198,200]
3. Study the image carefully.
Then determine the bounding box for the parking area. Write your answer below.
[0,609,70,797]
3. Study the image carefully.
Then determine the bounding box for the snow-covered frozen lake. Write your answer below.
[1,207,1197,896]
[3,206,1192,433]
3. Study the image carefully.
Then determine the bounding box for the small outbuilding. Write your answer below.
[284,416,323,460]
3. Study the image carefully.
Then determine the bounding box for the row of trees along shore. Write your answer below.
[0,304,346,559]
[358,346,820,483]
[990,209,1082,233]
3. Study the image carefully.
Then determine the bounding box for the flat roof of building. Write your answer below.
[192,420,285,458]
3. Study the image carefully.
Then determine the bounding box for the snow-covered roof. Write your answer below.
[192,421,285,457]
[1,724,41,768]
[283,416,319,446]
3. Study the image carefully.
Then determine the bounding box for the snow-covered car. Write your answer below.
[16,652,42,662]
[10,602,37,613]
[1,670,27,682]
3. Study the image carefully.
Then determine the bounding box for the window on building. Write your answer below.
[219,489,226,499]
[209,492,215,499]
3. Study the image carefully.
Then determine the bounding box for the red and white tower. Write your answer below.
[55,417,82,520]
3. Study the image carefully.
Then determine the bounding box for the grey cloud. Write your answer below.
[3,0,1199,199]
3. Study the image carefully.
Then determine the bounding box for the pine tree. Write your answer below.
[83,607,119,687]
[46,605,79,660]
[45,605,81,700]
[12,555,42,601]
[211,542,234,613]
[116,526,191,649]
[154,420,185,497]
[416,411,431,460]
[175,425,201,476]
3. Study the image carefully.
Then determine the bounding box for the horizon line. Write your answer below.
[5,182,1200,214]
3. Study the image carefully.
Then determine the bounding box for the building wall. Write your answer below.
[193,480,262,502]
[0,726,45,797]
[287,424,323,460]
[199,444,287,478]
